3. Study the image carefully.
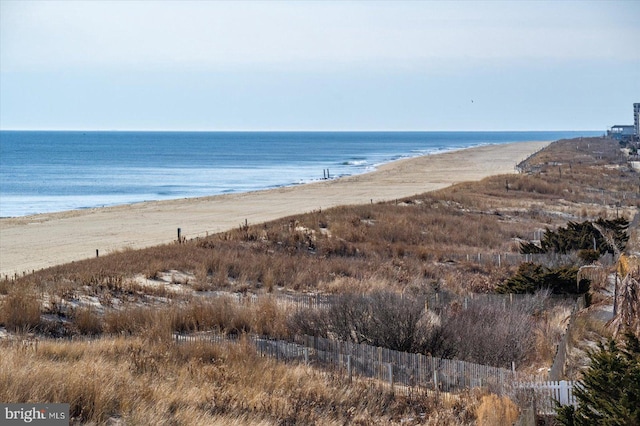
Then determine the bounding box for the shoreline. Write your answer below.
[0,142,491,219]
[0,141,550,277]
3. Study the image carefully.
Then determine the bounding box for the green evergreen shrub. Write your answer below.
[556,332,640,425]
[497,263,589,294]
[520,218,629,256]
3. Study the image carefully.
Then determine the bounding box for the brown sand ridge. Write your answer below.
[0,141,549,277]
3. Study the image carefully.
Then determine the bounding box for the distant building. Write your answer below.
[608,125,636,141]
[607,103,640,142]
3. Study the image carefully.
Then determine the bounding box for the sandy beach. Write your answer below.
[0,141,549,277]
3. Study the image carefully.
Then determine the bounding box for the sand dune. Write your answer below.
[0,141,550,277]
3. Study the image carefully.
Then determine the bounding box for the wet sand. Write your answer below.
[0,141,550,277]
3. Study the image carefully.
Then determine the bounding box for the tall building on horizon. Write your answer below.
[634,103,640,136]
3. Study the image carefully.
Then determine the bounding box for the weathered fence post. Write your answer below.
[96,249,99,258]
[177,228,181,243]
[347,355,352,383]
[304,348,309,365]
[377,346,384,382]
[387,363,394,390]
[614,272,618,316]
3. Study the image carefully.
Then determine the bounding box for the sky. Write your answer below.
[1,1,639,131]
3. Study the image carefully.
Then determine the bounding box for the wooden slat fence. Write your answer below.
[296,334,519,394]
[176,332,577,416]
[175,332,519,395]
[215,289,576,314]
[265,293,334,310]
[211,292,334,310]
[516,380,577,416]
[434,252,613,268]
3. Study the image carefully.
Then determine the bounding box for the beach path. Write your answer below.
[0,141,549,277]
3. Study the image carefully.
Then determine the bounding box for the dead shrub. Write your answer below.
[287,307,330,337]
[250,297,289,338]
[442,296,539,368]
[72,307,103,336]
[104,306,155,335]
[290,291,454,356]
[171,339,223,364]
[511,174,566,195]
[144,260,164,280]
[170,298,253,336]
[0,278,11,295]
[0,287,41,332]
[475,394,519,426]
[48,279,76,300]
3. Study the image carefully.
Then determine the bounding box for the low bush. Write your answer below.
[289,290,549,367]
[441,296,539,367]
[0,278,11,295]
[476,394,519,426]
[0,287,41,332]
[72,307,103,336]
[289,291,454,357]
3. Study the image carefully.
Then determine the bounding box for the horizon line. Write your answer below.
[0,128,603,133]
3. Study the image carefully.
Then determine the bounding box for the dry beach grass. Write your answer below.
[0,335,486,425]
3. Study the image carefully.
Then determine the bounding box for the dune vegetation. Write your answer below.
[1,137,638,424]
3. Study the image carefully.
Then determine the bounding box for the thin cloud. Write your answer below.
[2,1,638,73]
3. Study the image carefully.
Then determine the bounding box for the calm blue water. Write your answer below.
[0,131,600,217]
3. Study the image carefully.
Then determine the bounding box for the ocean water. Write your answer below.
[0,131,600,217]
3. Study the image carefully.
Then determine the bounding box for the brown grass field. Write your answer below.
[1,136,637,424]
